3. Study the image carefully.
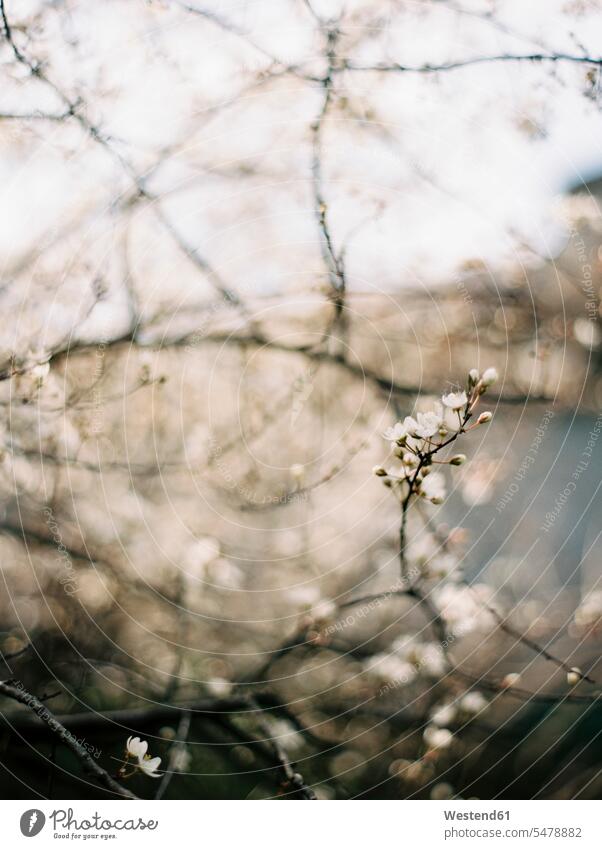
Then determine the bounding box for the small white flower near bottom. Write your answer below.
[123,736,162,779]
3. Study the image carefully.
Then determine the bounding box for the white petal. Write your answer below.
[139,756,162,777]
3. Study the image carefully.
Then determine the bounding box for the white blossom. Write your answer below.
[431,782,455,800]
[368,653,416,684]
[419,472,446,503]
[574,590,602,631]
[206,677,233,697]
[171,748,192,772]
[459,691,488,714]
[416,643,447,676]
[137,755,162,777]
[125,736,162,778]
[290,463,305,480]
[430,702,457,727]
[566,668,582,686]
[481,367,498,386]
[426,553,459,580]
[423,725,453,749]
[413,409,443,439]
[434,584,496,635]
[441,391,467,410]
[126,736,148,760]
[501,672,521,689]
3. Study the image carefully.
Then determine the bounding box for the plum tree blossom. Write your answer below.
[121,737,162,779]
[442,391,468,410]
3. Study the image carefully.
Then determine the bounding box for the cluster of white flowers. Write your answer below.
[366,652,417,686]
[375,368,497,504]
[429,691,488,728]
[393,634,447,677]
[124,736,162,778]
[366,632,450,687]
[434,583,497,636]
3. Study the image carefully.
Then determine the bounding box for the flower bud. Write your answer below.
[468,369,479,386]
[449,454,466,466]
[566,667,582,686]
[481,367,498,387]
[501,672,521,689]
[477,411,493,424]
[373,466,387,476]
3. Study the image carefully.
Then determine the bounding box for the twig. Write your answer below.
[0,680,138,799]
[155,710,191,800]
[247,698,317,799]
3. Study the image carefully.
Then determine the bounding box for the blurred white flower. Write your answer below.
[171,747,192,772]
[206,557,244,589]
[426,553,459,580]
[430,702,457,727]
[288,585,321,607]
[501,672,521,689]
[206,678,233,697]
[574,590,602,632]
[271,719,304,752]
[423,725,453,749]
[310,599,337,621]
[180,537,220,577]
[414,642,446,676]
[442,391,467,410]
[368,653,416,685]
[461,459,497,506]
[290,463,305,480]
[407,534,437,565]
[481,368,498,386]
[431,782,455,799]
[434,584,496,635]
[459,691,488,714]
[574,317,601,349]
[419,472,446,503]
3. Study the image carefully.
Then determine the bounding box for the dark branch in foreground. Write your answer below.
[0,680,138,799]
